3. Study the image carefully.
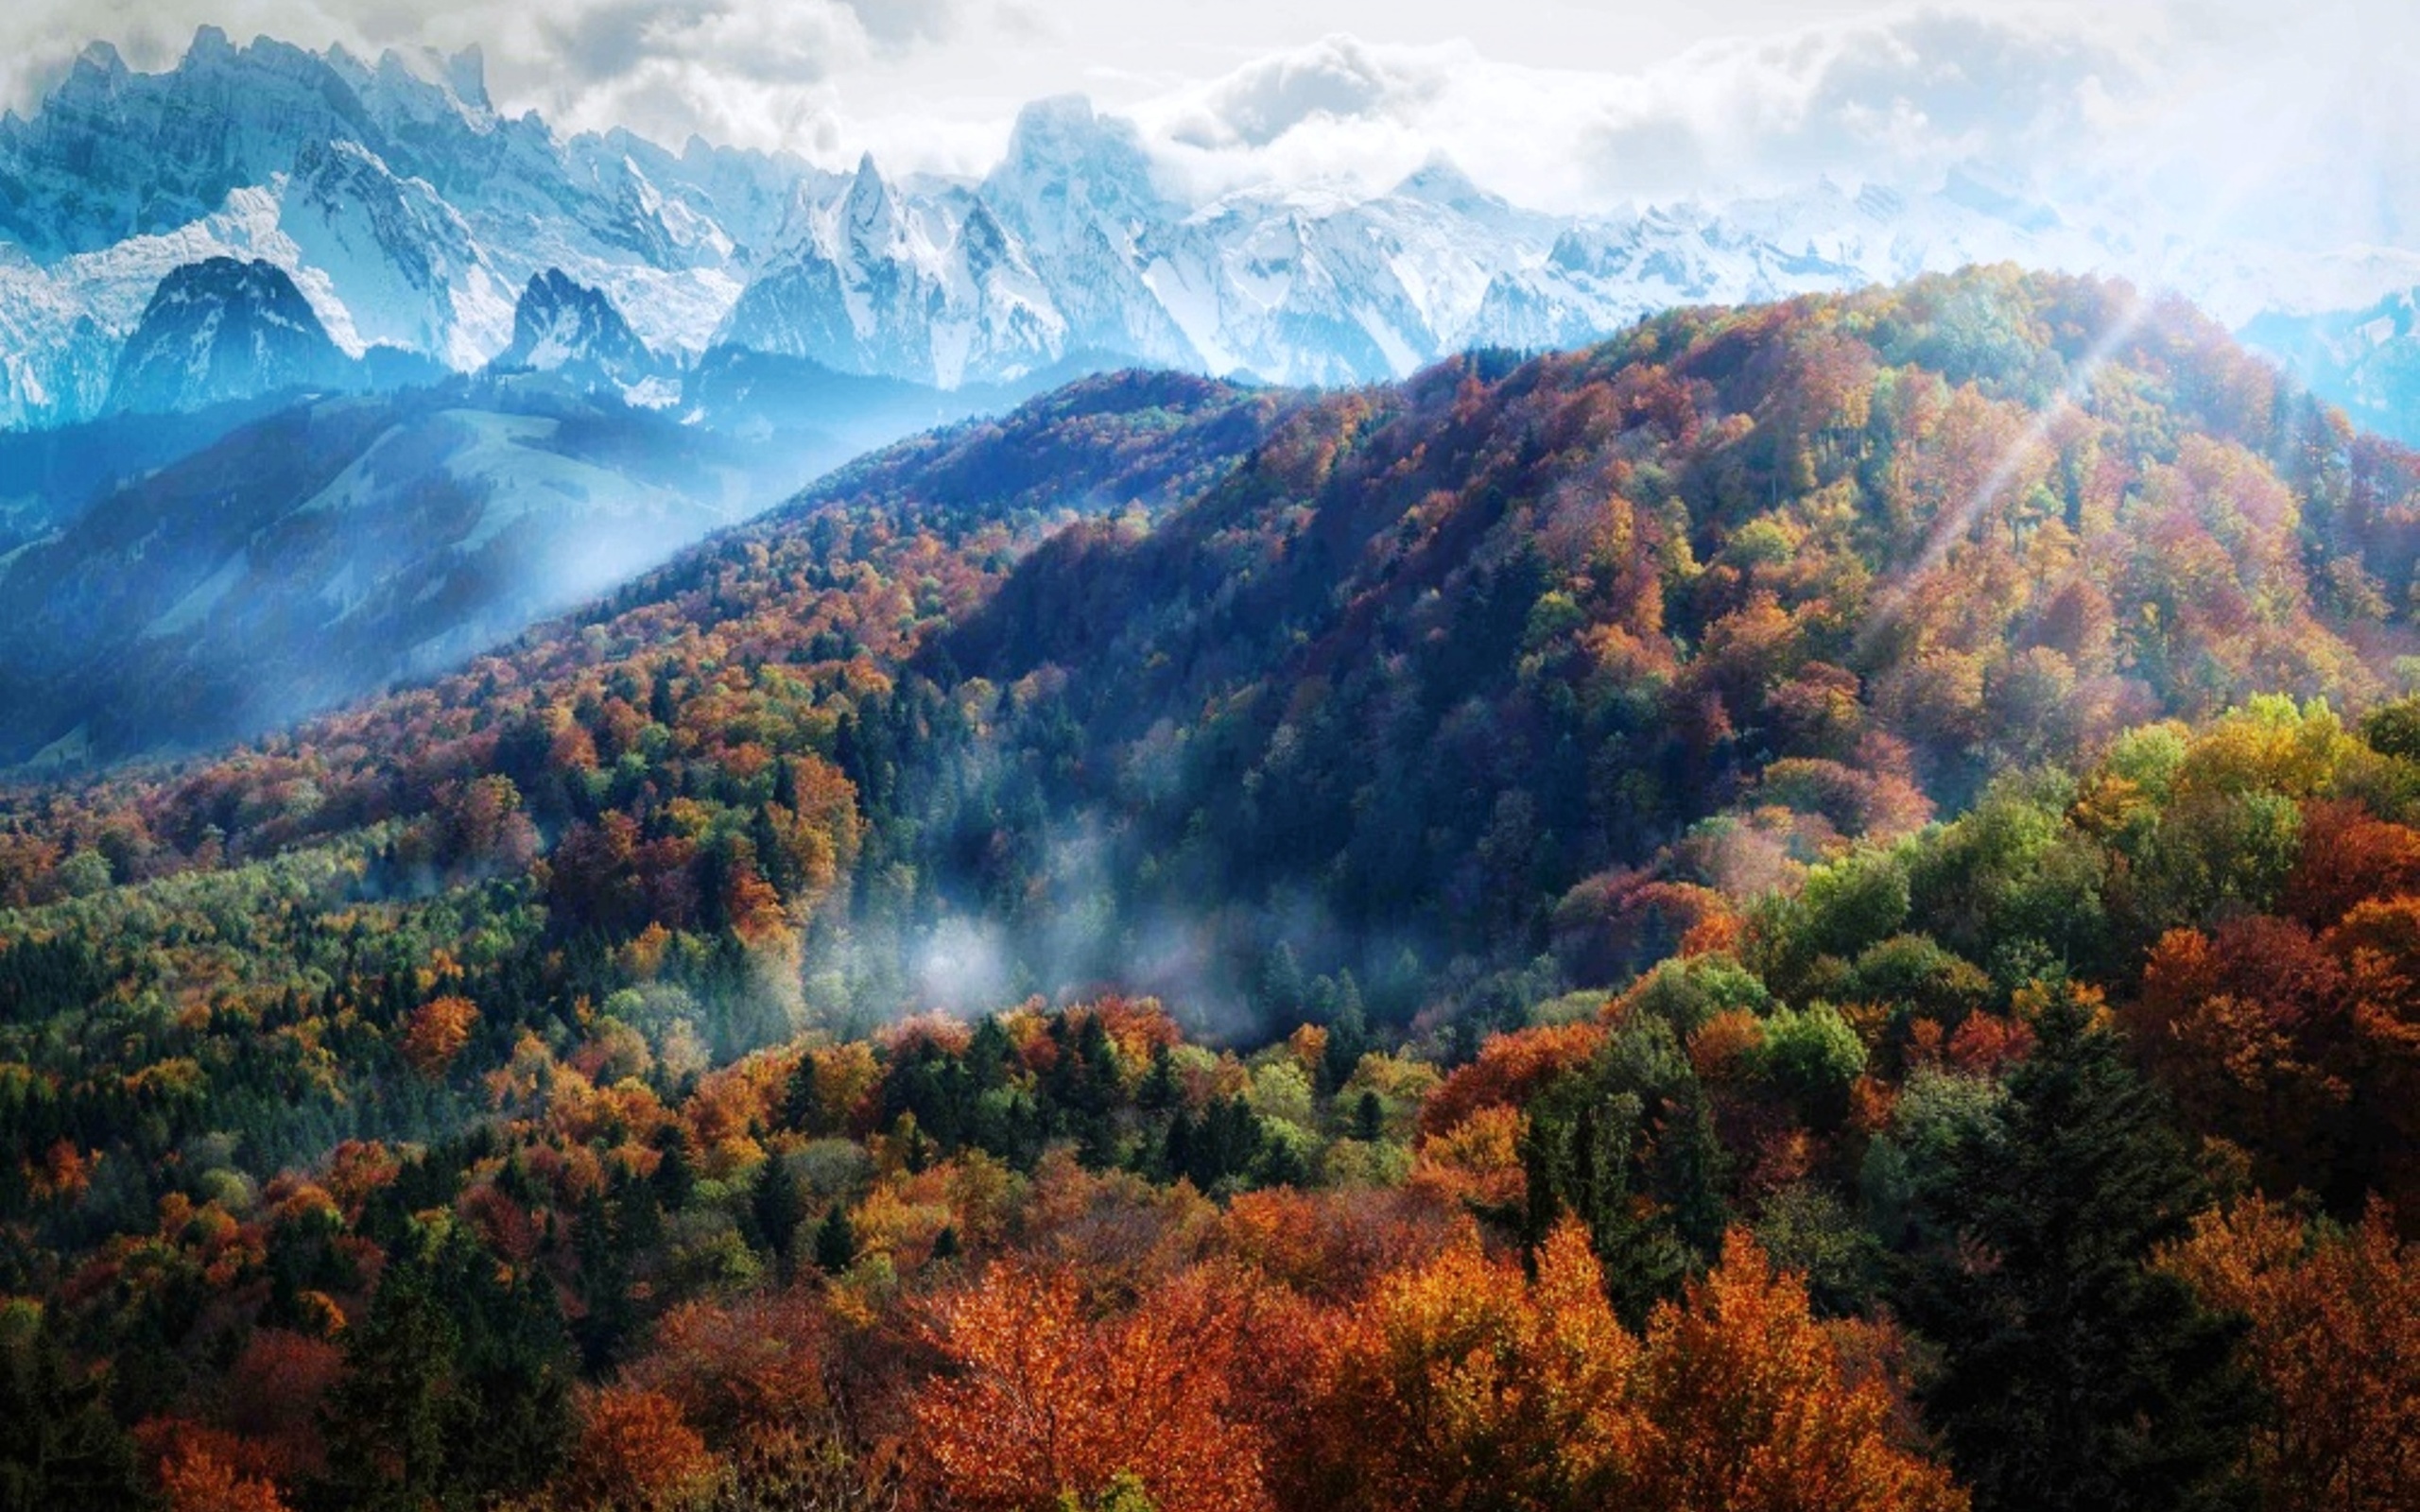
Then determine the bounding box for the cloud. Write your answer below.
[481,0,880,146]
[1167,33,1440,150]
[1111,0,2420,316]
[1132,7,2152,211]
[539,0,713,87]
[838,0,961,51]
[0,0,993,160]
[1578,9,2139,198]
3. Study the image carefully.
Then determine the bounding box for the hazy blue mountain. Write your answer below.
[0,392,309,551]
[106,256,351,414]
[0,384,742,765]
[0,356,1028,766]
[2242,290,2420,446]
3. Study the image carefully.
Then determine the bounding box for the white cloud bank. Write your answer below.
[1144,12,2135,210]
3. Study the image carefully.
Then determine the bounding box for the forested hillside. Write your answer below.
[2,270,2417,1512]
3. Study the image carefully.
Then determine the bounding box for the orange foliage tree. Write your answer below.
[155,1435,288,1512]
[559,1386,720,1512]
[1293,1221,1963,1512]
[2135,887,2420,1210]
[1629,1230,1969,1512]
[1418,1022,1607,1139]
[1297,1217,1636,1510]
[913,1263,1270,1512]
[2160,1198,2420,1511]
[400,995,480,1076]
[623,1289,836,1448]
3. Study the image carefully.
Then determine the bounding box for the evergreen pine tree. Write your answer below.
[1258,942,1306,1023]
[446,1232,576,1500]
[1520,1014,1724,1326]
[966,1015,1013,1091]
[1354,1088,1386,1143]
[572,1185,632,1373]
[1522,1085,1691,1326]
[752,1154,806,1279]
[1162,1106,1197,1186]
[1321,972,1372,1094]
[321,1252,461,1510]
[1138,1043,1180,1111]
[782,1054,823,1135]
[1900,991,2256,1512]
[813,1203,857,1276]
[652,1126,694,1211]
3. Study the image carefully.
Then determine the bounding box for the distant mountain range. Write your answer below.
[9,26,2420,770]
[9,26,2413,439]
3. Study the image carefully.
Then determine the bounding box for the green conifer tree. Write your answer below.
[752,1154,807,1279]
[1901,991,2256,1512]
[813,1202,857,1276]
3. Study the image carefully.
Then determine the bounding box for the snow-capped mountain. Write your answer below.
[1470,181,2105,354]
[491,269,673,404]
[0,30,805,427]
[711,153,1068,388]
[0,26,2407,436]
[279,137,510,367]
[982,97,1198,370]
[107,256,350,414]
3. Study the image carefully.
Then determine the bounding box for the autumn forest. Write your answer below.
[4,268,2419,1511]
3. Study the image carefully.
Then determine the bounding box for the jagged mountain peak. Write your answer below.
[844,152,900,248]
[443,43,491,114]
[996,94,1139,176]
[1391,154,1498,212]
[365,42,498,127]
[1009,93,1098,136]
[187,25,238,62]
[74,39,130,77]
[493,267,668,399]
[987,94,1170,234]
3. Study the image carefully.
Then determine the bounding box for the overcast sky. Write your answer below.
[3,0,2410,254]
